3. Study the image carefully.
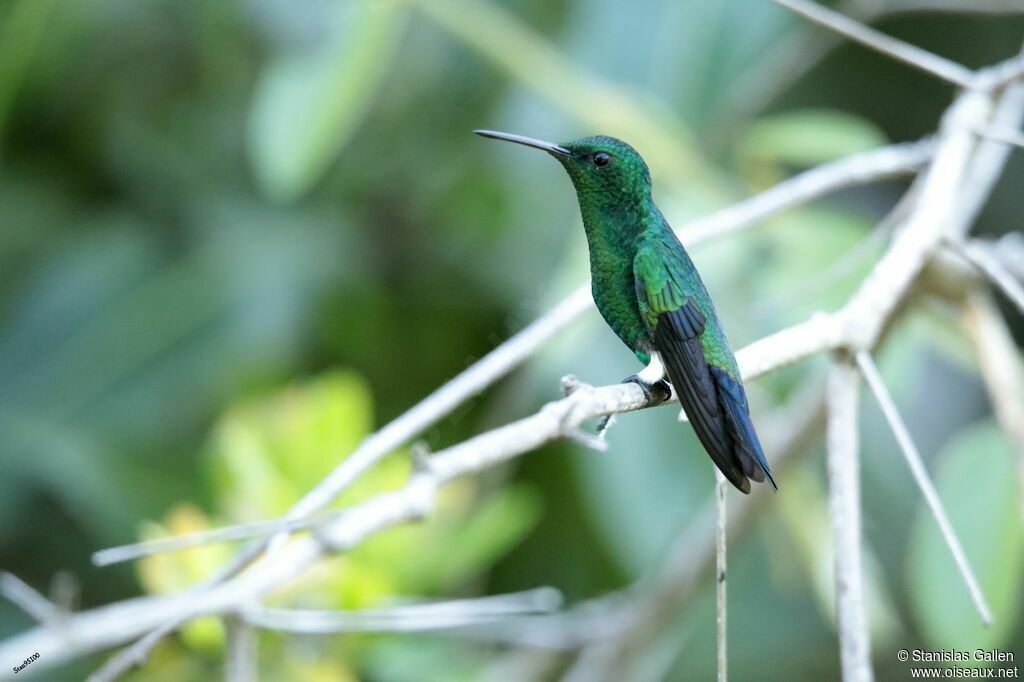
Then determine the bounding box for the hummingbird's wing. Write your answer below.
[634,240,775,493]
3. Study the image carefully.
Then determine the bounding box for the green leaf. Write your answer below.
[906,421,1024,652]
[247,1,405,201]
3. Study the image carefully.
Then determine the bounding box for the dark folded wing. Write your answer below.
[634,240,775,493]
[651,304,751,493]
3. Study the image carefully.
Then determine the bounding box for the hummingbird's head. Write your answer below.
[474,130,652,201]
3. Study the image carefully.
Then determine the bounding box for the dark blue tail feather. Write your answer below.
[709,366,777,491]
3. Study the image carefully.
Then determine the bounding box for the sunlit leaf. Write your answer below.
[207,370,379,519]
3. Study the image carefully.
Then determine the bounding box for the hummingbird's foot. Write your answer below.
[596,375,671,435]
[622,374,672,404]
[621,351,671,404]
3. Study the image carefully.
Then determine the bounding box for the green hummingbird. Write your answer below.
[476,130,775,493]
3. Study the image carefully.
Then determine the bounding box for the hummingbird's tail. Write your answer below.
[710,366,777,491]
[652,312,776,493]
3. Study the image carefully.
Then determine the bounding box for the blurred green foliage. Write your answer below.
[0,0,1022,679]
[136,371,539,678]
[908,421,1023,652]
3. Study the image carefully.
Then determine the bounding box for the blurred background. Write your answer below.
[0,0,1022,679]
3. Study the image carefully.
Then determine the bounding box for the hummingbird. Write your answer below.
[475,130,775,493]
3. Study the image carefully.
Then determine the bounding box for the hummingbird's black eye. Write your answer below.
[592,152,611,167]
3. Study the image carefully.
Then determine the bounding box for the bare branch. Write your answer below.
[753,180,918,319]
[826,358,873,682]
[681,139,933,245]
[770,0,974,87]
[0,574,64,627]
[855,351,993,625]
[843,88,992,349]
[975,125,1024,151]
[715,471,728,682]
[978,235,1024,283]
[224,616,256,682]
[92,515,335,568]
[241,588,562,634]
[947,239,1024,316]
[287,286,595,525]
[956,78,1024,222]
[85,621,181,682]
[962,291,1024,499]
[887,0,1024,14]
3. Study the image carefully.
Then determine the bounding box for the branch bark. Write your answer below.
[826,358,872,682]
[715,471,728,682]
[771,0,975,87]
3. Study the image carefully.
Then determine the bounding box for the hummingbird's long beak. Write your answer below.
[474,130,571,157]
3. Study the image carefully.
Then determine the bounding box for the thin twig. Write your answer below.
[752,179,919,320]
[770,0,975,87]
[86,621,182,682]
[715,471,728,682]
[682,140,933,245]
[855,351,993,626]
[0,574,64,626]
[980,235,1024,282]
[975,125,1024,151]
[224,616,256,682]
[888,0,1024,14]
[93,515,337,568]
[956,69,1024,223]
[962,291,1024,509]
[947,239,1024,316]
[241,588,563,634]
[842,88,990,349]
[826,358,873,682]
